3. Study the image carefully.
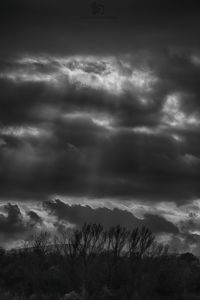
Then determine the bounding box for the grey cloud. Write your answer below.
[43,199,179,234]
[0,203,24,235]
[0,203,43,242]
[1,105,200,202]
[28,210,42,225]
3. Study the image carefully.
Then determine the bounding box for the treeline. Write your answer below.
[0,224,200,300]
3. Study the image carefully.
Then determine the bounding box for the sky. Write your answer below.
[0,0,200,252]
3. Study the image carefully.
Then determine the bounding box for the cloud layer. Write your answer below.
[0,53,200,204]
[0,199,180,249]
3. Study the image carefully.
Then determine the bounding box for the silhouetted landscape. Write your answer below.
[0,223,200,300]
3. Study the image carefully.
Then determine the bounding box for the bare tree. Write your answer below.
[128,227,141,259]
[30,231,50,256]
[138,227,155,258]
[79,223,105,260]
[67,228,82,261]
[107,225,130,262]
[148,241,169,258]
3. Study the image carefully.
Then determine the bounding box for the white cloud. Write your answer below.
[182,153,200,165]
[162,93,200,128]
[63,111,114,130]
[132,126,161,135]
[0,126,49,138]
[0,55,157,96]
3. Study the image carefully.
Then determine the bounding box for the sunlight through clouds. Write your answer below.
[0,55,158,96]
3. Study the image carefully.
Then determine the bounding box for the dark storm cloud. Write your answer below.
[1,116,199,202]
[0,79,46,126]
[0,203,24,235]
[0,52,200,202]
[0,203,43,246]
[43,199,179,234]
[0,126,88,200]
[28,210,42,225]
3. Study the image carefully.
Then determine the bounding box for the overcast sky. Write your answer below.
[0,0,200,252]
